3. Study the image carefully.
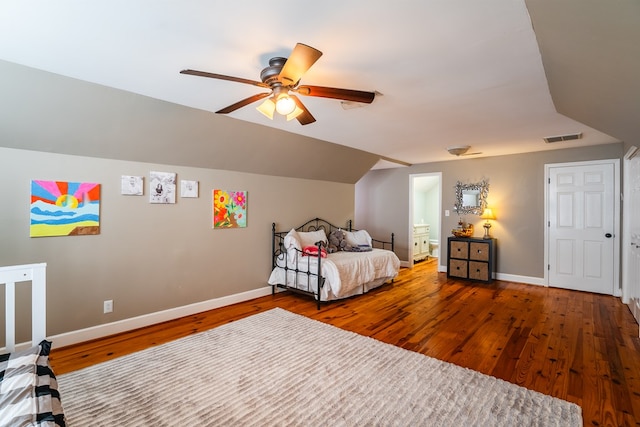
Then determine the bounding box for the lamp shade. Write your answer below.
[480,208,495,220]
[286,105,304,121]
[256,98,275,119]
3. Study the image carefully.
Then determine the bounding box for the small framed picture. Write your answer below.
[149,171,176,204]
[181,180,199,198]
[121,175,143,196]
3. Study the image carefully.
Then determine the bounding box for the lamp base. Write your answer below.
[483,222,492,239]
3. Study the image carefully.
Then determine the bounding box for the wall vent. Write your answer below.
[543,132,583,143]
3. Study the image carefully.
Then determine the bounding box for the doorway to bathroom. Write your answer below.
[410,173,442,267]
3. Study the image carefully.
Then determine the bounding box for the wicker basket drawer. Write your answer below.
[450,240,468,259]
[469,242,490,261]
[447,237,495,283]
[449,259,468,278]
[468,261,489,281]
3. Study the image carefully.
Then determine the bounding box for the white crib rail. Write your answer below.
[1,263,47,352]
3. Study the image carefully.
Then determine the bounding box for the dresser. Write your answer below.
[413,224,430,261]
[447,237,496,282]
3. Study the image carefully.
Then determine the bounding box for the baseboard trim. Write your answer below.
[495,273,545,286]
[436,264,544,286]
[45,270,548,349]
[49,286,273,349]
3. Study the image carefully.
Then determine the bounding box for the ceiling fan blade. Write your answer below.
[180,69,269,88]
[279,43,323,86]
[216,92,271,114]
[289,95,316,125]
[297,85,375,104]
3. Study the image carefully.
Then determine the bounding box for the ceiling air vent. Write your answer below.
[543,132,583,144]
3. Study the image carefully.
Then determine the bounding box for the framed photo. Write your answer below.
[181,180,199,198]
[121,175,143,195]
[149,171,176,204]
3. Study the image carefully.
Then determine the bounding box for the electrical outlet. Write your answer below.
[103,300,113,313]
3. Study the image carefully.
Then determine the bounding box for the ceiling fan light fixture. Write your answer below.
[275,95,296,115]
[286,105,304,121]
[256,98,275,120]
[447,145,471,156]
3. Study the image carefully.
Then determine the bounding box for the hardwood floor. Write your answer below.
[50,259,640,426]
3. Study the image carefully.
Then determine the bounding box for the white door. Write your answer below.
[624,152,640,325]
[547,162,616,294]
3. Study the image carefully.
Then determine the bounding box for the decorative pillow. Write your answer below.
[327,230,340,253]
[345,229,372,248]
[297,229,328,248]
[0,340,66,426]
[302,245,327,258]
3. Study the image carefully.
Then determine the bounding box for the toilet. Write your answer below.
[429,240,439,258]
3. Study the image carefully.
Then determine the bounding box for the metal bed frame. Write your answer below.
[271,218,394,309]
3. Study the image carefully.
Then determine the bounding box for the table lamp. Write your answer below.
[480,208,495,239]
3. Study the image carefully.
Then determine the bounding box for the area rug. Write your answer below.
[57,308,582,426]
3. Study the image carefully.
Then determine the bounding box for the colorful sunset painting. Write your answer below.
[30,180,101,237]
[213,189,247,229]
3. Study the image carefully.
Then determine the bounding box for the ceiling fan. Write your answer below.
[180,43,376,125]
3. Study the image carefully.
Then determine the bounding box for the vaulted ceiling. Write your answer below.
[0,1,637,182]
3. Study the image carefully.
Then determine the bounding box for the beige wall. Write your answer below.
[0,60,379,185]
[356,143,623,278]
[0,147,354,343]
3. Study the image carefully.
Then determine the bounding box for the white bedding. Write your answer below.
[268,248,400,301]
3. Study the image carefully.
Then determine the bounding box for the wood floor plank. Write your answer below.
[49,259,640,425]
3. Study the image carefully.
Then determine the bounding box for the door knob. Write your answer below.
[605,233,612,238]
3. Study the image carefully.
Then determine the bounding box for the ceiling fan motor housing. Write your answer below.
[260,57,287,86]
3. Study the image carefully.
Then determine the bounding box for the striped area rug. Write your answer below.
[57,308,581,426]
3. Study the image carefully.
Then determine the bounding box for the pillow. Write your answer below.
[0,340,65,426]
[302,245,327,258]
[345,229,372,248]
[297,229,328,248]
[283,228,302,252]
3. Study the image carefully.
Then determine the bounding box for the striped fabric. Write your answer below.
[0,340,65,427]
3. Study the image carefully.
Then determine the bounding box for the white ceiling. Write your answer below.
[0,0,619,169]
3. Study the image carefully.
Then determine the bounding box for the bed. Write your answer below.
[268,218,400,308]
[0,263,66,426]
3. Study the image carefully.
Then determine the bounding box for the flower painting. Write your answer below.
[30,180,101,237]
[213,189,247,229]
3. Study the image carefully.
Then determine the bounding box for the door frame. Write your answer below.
[409,172,442,268]
[622,147,637,304]
[543,159,621,295]
[622,146,640,333]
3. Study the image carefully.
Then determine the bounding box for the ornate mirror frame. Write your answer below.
[454,180,489,216]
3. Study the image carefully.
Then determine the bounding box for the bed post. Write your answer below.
[347,219,352,231]
[391,232,395,252]
[271,223,276,295]
[316,241,322,310]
